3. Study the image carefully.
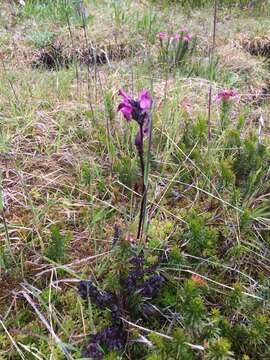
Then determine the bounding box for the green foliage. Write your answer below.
[185,211,218,257]
[193,56,219,81]
[151,0,269,14]
[0,245,12,271]
[45,225,70,262]
[206,337,234,360]
[148,329,194,360]
[136,10,159,44]
[113,155,138,188]
[21,0,84,24]
[110,0,131,27]
[234,135,270,190]
[28,30,56,48]
[158,32,197,70]
[220,159,235,186]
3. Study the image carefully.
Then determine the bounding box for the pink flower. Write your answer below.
[157,32,168,40]
[118,89,132,102]
[172,33,181,41]
[214,89,237,103]
[117,89,152,122]
[183,33,193,42]
[117,90,133,120]
[117,89,152,147]
[191,274,207,287]
[180,27,188,33]
[139,90,151,111]
[117,101,133,121]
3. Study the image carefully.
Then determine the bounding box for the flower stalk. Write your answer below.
[117,89,152,240]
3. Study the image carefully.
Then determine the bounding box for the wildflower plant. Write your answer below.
[214,89,238,131]
[157,28,196,68]
[78,248,166,358]
[117,89,152,239]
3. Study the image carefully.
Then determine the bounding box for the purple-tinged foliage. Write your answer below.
[139,274,166,298]
[84,326,126,359]
[78,251,166,358]
[78,280,115,309]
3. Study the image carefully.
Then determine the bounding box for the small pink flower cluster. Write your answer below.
[157,27,193,42]
[214,89,238,103]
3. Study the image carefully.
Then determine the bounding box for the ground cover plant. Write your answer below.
[0,0,270,359]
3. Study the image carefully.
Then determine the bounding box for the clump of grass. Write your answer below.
[157,28,196,69]
[45,225,71,262]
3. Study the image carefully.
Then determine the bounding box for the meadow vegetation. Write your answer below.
[0,0,270,359]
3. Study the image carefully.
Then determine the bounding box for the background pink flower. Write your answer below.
[172,33,181,41]
[180,27,188,33]
[214,89,238,103]
[184,33,193,42]
[157,32,168,40]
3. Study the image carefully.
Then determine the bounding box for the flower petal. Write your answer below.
[118,89,132,101]
[172,33,181,41]
[139,90,152,111]
[157,32,168,40]
[117,102,133,121]
[214,89,237,103]
[180,27,188,33]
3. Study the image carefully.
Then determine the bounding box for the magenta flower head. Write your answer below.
[139,90,151,111]
[117,90,133,121]
[180,27,188,33]
[157,32,168,40]
[172,33,181,41]
[214,89,237,103]
[117,89,152,148]
[118,89,152,123]
[183,33,193,42]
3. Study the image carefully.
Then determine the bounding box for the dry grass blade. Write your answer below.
[21,291,74,360]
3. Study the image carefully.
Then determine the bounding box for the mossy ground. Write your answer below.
[0,1,270,359]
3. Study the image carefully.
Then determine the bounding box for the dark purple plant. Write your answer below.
[84,326,126,359]
[78,252,166,359]
[117,89,152,239]
[138,274,165,298]
[78,280,115,308]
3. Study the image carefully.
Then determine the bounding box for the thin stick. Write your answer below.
[144,110,153,237]
[121,317,204,351]
[80,6,95,121]
[1,57,20,107]
[207,0,217,141]
[0,319,26,359]
[64,0,80,95]
[1,210,16,264]
[137,124,146,240]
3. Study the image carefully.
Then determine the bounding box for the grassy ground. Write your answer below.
[1,0,270,359]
